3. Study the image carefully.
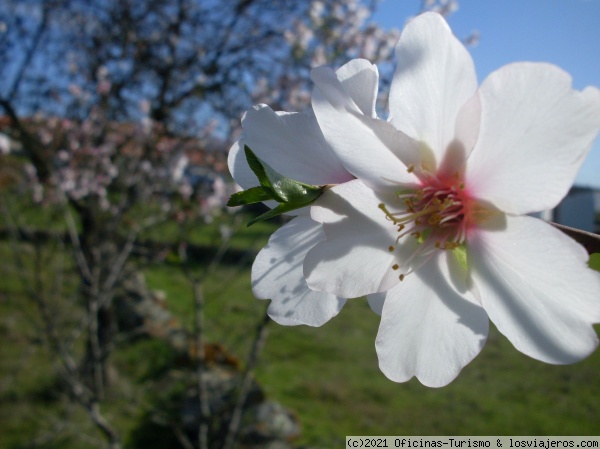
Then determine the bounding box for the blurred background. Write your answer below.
[0,1,598,448]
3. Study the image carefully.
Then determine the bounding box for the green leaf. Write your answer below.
[228,145,327,226]
[589,253,600,272]
[244,145,280,198]
[226,186,274,207]
[246,202,306,227]
[244,145,324,203]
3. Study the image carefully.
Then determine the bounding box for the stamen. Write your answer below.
[380,170,473,281]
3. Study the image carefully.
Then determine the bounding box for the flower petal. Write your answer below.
[228,140,261,191]
[252,217,346,326]
[469,214,600,364]
[304,180,402,298]
[228,104,352,188]
[389,12,478,163]
[375,251,489,388]
[368,293,385,316]
[465,63,600,214]
[311,67,421,192]
[436,91,482,179]
[333,58,379,118]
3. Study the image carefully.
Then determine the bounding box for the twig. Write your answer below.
[86,401,121,449]
[63,206,93,284]
[222,308,271,449]
[551,222,600,255]
[0,195,121,449]
[100,227,137,301]
[6,1,50,101]
[193,279,211,449]
[178,215,246,448]
[178,241,211,449]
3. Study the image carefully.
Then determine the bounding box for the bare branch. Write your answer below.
[551,222,600,255]
[6,1,50,100]
[222,309,271,449]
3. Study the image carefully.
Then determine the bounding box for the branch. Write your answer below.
[86,401,121,449]
[222,308,271,449]
[193,280,211,449]
[0,98,52,182]
[6,1,50,100]
[551,222,600,255]
[63,207,94,284]
[0,195,121,449]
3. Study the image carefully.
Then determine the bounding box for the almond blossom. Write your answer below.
[228,60,383,325]
[303,12,600,386]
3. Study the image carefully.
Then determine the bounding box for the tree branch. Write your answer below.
[551,222,600,255]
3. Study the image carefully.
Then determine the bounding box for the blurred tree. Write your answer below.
[1,0,408,136]
[0,1,416,447]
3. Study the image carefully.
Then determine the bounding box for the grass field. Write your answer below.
[1,210,600,448]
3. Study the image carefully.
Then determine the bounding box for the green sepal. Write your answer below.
[244,145,323,203]
[247,202,307,227]
[450,243,469,286]
[228,145,327,226]
[227,186,274,207]
[452,243,468,272]
[589,253,600,272]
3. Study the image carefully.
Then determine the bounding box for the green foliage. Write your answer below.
[2,217,600,448]
[227,145,325,226]
[589,253,600,272]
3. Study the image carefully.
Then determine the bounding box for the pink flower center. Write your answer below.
[379,170,478,279]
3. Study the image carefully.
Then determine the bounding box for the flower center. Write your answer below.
[378,169,477,280]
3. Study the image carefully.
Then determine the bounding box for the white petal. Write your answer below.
[469,214,600,364]
[436,92,482,179]
[304,180,402,298]
[229,104,352,188]
[389,12,478,163]
[376,252,489,388]
[228,140,260,191]
[252,217,346,326]
[368,293,385,316]
[334,58,379,118]
[465,63,600,214]
[311,66,421,192]
[454,92,481,156]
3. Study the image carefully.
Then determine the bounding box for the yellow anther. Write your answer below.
[399,274,405,281]
[392,264,399,270]
[388,245,395,252]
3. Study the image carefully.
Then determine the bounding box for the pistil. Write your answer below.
[379,171,473,279]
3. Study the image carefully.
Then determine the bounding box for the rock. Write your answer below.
[240,400,301,445]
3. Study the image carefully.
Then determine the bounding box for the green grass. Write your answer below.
[139,228,600,445]
[2,214,600,448]
[253,302,600,445]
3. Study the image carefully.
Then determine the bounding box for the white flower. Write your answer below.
[228,60,382,325]
[303,12,600,386]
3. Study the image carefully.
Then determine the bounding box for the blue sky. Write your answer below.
[371,0,600,188]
